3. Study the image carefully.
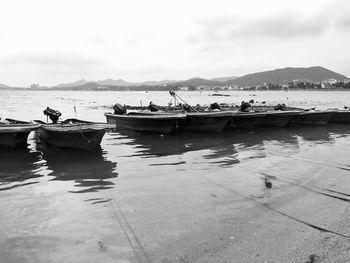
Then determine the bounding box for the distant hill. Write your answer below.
[54,78,179,88]
[225,67,348,86]
[0,83,11,89]
[211,76,238,82]
[170,77,223,87]
[96,79,130,86]
[140,80,179,86]
[2,66,348,90]
[53,82,100,90]
[54,79,92,88]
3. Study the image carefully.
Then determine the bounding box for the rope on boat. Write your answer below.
[73,105,95,144]
[169,90,199,112]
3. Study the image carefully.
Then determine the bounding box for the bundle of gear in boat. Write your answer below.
[43,107,62,124]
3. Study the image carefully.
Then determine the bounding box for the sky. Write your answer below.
[0,0,350,87]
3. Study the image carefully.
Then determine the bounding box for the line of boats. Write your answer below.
[104,103,350,134]
[1,102,350,151]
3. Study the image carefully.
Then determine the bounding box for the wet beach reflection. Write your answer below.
[0,147,43,191]
[39,146,118,193]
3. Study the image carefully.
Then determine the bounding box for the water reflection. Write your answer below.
[0,147,43,191]
[113,125,350,168]
[114,124,350,159]
[327,124,350,139]
[41,146,118,193]
[115,128,301,167]
[291,126,334,143]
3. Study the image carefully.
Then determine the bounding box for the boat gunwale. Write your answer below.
[104,112,186,120]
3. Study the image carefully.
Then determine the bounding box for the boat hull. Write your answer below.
[291,111,333,126]
[229,112,264,129]
[36,122,107,150]
[328,110,350,123]
[0,121,40,148]
[255,111,300,127]
[179,112,230,133]
[0,131,32,148]
[105,112,185,134]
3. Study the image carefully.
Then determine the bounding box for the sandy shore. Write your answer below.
[140,170,350,263]
[1,161,349,263]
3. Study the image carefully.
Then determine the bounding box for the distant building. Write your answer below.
[321,79,338,88]
[30,83,40,89]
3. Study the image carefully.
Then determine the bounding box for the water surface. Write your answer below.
[1,90,350,262]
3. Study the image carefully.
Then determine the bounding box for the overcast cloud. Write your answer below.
[0,0,349,86]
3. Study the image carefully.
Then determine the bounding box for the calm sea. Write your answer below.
[1,90,350,262]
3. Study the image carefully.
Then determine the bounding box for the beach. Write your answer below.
[1,90,350,262]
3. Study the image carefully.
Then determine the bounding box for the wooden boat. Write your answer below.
[179,111,231,133]
[328,109,350,123]
[105,111,186,134]
[254,111,301,127]
[34,118,108,150]
[290,110,334,126]
[228,111,265,129]
[0,118,40,148]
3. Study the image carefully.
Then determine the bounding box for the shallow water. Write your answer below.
[1,90,350,262]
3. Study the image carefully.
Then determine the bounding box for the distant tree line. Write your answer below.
[332,81,350,89]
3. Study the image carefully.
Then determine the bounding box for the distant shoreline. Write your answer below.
[1,88,350,92]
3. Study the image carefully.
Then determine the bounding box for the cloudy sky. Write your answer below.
[0,0,349,86]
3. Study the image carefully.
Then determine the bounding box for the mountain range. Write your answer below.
[0,66,348,90]
[225,66,347,87]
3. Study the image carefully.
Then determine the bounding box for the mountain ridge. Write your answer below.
[0,66,348,89]
[225,66,347,86]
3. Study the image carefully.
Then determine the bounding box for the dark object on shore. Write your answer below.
[240,101,251,112]
[264,178,272,189]
[43,107,62,124]
[210,102,221,110]
[249,99,254,104]
[305,254,320,263]
[261,101,266,104]
[113,103,126,115]
[344,106,348,109]
[148,102,159,112]
[0,118,40,148]
[274,103,287,111]
[34,118,108,151]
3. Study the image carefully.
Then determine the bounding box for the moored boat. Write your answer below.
[179,111,231,133]
[290,110,334,126]
[105,111,186,134]
[328,109,350,123]
[228,111,265,129]
[254,111,301,127]
[34,118,108,150]
[0,118,40,148]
